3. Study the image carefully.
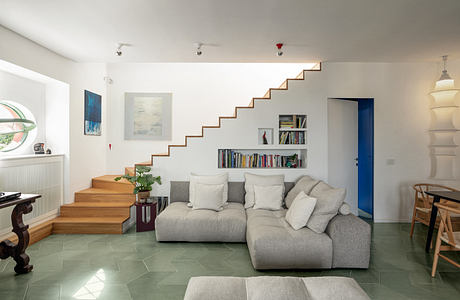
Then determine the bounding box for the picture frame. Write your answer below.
[124,92,172,140]
[84,90,102,136]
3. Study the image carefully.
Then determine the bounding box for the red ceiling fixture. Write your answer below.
[276,43,283,56]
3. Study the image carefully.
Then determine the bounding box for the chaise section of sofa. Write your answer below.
[155,181,247,242]
[246,208,333,269]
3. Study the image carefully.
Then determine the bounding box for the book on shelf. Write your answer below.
[218,149,301,168]
[279,131,305,144]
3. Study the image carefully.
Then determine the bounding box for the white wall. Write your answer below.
[121,62,460,223]
[0,70,46,154]
[0,26,108,203]
[106,63,316,173]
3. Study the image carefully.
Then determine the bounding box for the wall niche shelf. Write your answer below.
[218,148,306,169]
[278,114,307,145]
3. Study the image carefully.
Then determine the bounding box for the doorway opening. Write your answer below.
[327,98,374,220]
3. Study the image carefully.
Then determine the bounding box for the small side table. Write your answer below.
[0,194,41,274]
[135,201,157,232]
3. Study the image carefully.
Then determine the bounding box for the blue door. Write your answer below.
[358,99,374,217]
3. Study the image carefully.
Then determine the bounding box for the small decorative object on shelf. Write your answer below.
[46,148,52,154]
[218,149,304,168]
[114,166,161,203]
[258,128,273,145]
[34,143,45,154]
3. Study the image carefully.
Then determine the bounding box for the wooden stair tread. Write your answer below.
[76,188,133,195]
[54,216,128,224]
[93,175,132,185]
[62,201,134,208]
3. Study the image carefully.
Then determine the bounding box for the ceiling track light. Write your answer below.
[115,43,130,56]
[276,43,284,56]
[194,43,203,56]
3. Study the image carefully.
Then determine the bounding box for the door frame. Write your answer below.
[330,97,374,219]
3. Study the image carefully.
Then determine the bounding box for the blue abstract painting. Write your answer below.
[84,90,102,136]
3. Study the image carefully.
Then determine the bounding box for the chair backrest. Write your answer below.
[413,183,459,209]
[435,203,460,247]
[170,181,295,204]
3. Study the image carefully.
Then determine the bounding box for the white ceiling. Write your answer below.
[1,0,460,63]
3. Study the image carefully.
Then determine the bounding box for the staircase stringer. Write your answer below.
[135,64,321,168]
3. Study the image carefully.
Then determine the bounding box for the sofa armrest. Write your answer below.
[326,214,371,268]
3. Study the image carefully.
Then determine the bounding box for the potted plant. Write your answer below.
[114,166,161,203]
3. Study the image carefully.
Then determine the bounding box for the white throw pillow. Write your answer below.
[189,173,228,207]
[285,191,317,230]
[253,185,284,210]
[192,183,225,211]
[307,181,346,233]
[244,173,285,208]
[284,175,320,208]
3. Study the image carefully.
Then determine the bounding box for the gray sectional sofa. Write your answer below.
[184,276,371,300]
[155,181,371,270]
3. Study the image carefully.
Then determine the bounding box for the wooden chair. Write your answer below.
[410,183,460,237]
[431,203,460,277]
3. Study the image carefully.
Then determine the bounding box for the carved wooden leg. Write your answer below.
[11,202,33,274]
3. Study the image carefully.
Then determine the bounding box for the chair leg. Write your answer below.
[431,225,444,277]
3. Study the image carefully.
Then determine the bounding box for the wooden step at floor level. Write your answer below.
[75,188,135,202]
[6,219,54,246]
[60,202,133,218]
[52,217,128,234]
[91,175,133,192]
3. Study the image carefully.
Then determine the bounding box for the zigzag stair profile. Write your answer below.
[53,175,135,234]
[135,66,320,167]
[23,66,318,238]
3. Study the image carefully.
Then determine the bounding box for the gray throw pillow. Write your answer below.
[307,181,346,233]
[284,175,320,208]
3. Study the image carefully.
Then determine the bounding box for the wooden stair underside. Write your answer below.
[135,66,321,167]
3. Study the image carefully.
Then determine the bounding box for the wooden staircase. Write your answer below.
[53,175,135,234]
[134,65,321,168]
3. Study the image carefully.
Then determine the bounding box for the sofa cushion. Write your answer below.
[246,208,332,269]
[244,173,285,208]
[184,276,370,300]
[285,191,317,230]
[253,184,284,210]
[190,173,228,206]
[307,182,346,233]
[285,175,320,208]
[193,183,225,211]
[155,202,246,242]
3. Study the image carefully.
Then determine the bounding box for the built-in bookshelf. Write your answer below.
[279,114,307,144]
[218,148,306,169]
[217,114,307,169]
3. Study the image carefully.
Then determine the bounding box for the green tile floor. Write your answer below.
[1,222,459,300]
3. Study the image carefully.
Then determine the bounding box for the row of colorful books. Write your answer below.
[279,115,307,128]
[279,131,305,144]
[218,149,302,168]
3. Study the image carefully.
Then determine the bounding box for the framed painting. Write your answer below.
[84,90,102,136]
[124,92,172,140]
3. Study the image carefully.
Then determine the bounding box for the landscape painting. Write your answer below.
[124,93,172,140]
[84,90,102,136]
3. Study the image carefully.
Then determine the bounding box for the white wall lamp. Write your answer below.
[429,55,459,179]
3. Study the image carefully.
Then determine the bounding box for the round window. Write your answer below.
[0,101,37,152]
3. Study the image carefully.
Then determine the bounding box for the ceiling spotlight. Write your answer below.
[194,43,203,56]
[115,43,129,56]
[276,43,284,56]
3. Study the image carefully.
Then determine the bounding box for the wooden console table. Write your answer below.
[0,194,41,274]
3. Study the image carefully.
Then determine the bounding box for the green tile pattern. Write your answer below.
[0,223,459,299]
